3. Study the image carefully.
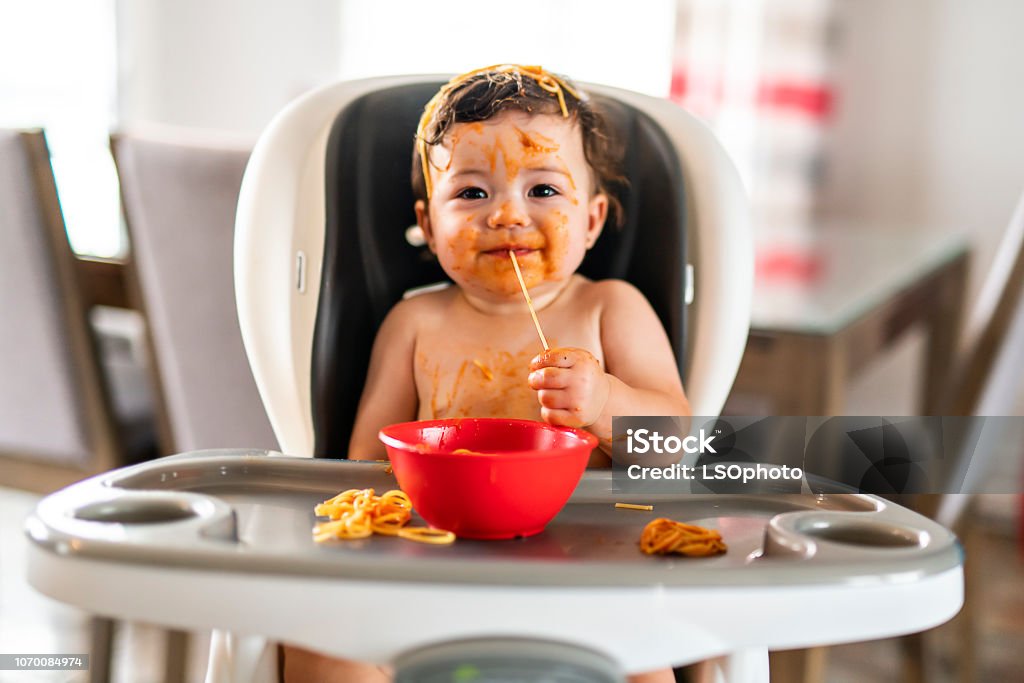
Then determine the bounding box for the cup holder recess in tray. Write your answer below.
[798,519,924,548]
[764,512,929,559]
[72,495,201,525]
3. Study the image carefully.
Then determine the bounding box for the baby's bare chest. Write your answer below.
[412,310,603,420]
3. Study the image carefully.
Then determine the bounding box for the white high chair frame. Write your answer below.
[213,76,963,682]
[234,74,754,460]
[230,74,757,682]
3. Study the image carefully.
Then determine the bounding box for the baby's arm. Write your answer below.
[528,280,689,453]
[347,299,420,460]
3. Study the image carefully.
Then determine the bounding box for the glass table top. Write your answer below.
[750,228,969,335]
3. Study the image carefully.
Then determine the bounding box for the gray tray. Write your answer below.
[27,449,961,588]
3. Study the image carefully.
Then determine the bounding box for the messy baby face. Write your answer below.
[415,110,608,307]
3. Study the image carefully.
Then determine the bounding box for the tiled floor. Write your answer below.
[2,487,1021,682]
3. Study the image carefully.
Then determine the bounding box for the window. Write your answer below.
[0,0,122,257]
[672,0,836,231]
[337,0,677,98]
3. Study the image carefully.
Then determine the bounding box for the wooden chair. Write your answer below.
[772,193,1024,683]
[901,188,1024,683]
[945,190,1024,418]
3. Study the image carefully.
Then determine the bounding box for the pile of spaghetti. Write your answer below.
[313,488,454,545]
[640,518,727,557]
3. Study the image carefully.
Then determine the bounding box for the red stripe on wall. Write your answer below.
[670,65,833,119]
[757,81,833,118]
[670,69,688,102]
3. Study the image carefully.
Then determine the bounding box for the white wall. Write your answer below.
[111,0,1024,292]
[337,0,676,97]
[819,0,1024,301]
[817,0,937,226]
[923,0,1024,292]
[115,0,340,135]
[825,0,1024,430]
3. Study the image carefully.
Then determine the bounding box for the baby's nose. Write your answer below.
[487,199,531,229]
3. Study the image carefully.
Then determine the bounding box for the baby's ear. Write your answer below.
[585,193,608,249]
[414,200,437,253]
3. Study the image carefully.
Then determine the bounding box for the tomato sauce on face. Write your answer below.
[424,111,597,305]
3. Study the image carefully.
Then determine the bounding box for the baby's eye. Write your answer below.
[456,187,487,200]
[528,184,559,198]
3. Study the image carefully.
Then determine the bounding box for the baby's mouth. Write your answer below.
[481,244,541,257]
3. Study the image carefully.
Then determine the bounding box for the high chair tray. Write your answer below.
[26,450,964,671]
[27,449,959,587]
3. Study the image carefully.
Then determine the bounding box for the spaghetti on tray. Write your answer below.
[640,518,727,557]
[313,487,455,545]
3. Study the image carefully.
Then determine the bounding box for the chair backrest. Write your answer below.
[934,189,1024,527]
[0,129,120,490]
[948,189,1024,417]
[111,130,278,453]
[235,76,752,457]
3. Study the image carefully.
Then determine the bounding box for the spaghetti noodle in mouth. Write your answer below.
[416,64,585,198]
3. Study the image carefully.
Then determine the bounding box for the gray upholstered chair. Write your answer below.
[110,129,278,454]
[0,129,136,491]
[1,128,158,683]
[108,129,280,683]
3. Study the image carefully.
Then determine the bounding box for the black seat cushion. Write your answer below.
[313,81,686,458]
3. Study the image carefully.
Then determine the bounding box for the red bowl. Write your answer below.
[378,418,596,540]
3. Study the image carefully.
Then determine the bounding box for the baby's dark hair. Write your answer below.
[412,65,625,227]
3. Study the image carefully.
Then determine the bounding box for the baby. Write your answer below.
[284,65,688,683]
[348,65,689,463]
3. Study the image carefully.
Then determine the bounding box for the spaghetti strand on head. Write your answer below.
[411,63,626,230]
[416,64,587,199]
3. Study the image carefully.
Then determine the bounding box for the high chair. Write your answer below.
[24,77,963,683]
[230,74,752,681]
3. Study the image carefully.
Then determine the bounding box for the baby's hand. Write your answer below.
[528,347,610,428]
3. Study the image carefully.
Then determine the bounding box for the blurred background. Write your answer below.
[1,0,1021,681]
